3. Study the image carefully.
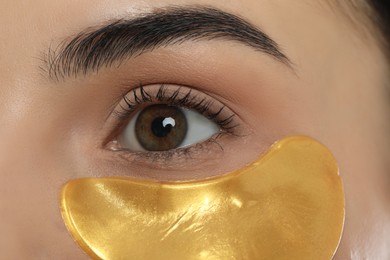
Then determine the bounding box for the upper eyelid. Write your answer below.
[123,85,204,113]
[119,84,218,115]
[112,84,240,133]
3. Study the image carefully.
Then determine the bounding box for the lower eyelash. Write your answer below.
[115,132,227,165]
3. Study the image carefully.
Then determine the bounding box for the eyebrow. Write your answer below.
[45,6,292,81]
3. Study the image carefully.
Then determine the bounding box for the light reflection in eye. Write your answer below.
[118,104,220,152]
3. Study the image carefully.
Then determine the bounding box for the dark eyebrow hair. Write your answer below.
[45,6,292,81]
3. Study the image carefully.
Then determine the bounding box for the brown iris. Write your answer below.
[135,104,188,151]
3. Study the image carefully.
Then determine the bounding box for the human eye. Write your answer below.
[105,84,240,168]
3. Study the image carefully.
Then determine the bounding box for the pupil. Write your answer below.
[151,117,174,137]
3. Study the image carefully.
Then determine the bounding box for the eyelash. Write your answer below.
[107,84,240,161]
[115,84,238,134]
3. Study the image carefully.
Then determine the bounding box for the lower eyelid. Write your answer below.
[94,126,266,181]
[111,132,230,172]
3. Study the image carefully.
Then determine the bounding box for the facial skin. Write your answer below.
[0,0,389,259]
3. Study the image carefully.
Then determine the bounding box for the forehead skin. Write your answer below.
[1,0,389,259]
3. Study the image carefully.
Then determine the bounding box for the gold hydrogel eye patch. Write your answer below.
[60,136,345,260]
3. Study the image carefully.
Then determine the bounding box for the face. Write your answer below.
[1,0,389,259]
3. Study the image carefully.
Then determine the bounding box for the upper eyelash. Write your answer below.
[117,84,239,133]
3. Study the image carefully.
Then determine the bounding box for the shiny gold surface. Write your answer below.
[60,136,345,260]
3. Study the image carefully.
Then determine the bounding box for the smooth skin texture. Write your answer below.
[0,0,389,259]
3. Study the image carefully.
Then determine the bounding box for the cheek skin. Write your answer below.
[0,119,89,259]
[260,2,390,258]
[0,7,88,259]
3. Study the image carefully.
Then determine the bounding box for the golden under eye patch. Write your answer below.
[60,136,345,259]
